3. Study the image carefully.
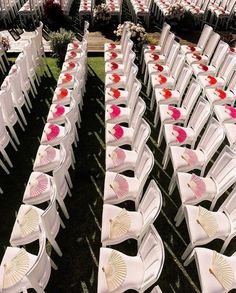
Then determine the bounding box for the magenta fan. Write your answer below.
[187,174,206,198]
[225,105,236,118]
[110,174,129,198]
[109,148,126,166]
[167,106,181,121]
[44,124,60,141]
[52,104,65,118]
[108,105,121,119]
[109,124,124,140]
[172,125,187,143]
[39,146,56,166]
[29,174,48,198]
[181,149,199,166]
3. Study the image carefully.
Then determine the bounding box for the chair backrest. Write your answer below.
[220,184,236,216]
[138,179,162,234]
[15,52,29,85]
[26,232,51,292]
[120,24,131,47]
[197,117,225,163]
[227,69,236,90]
[0,81,16,126]
[170,53,185,81]
[201,0,210,11]
[159,22,171,54]
[165,42,180,69]
[226,0,236,12]
[7,66,23,103]
[187,97,211,140]
[197,24,213,51]
[138,225,165,292]
[202,32,220,61]
[210,40,229,71]
[162,32,175,57]
[130,97,146,129]
[219,0,229,9]
[0,106,7,138]
[218,53,236,83]
[53,150,70,193]
[126,64,139,93]
[23,40,36,73]
[121,31,132,53]
[124,50,136,75]
[181,79,202,126]
[175,64,193,98]
[127,80,142,121]
[207,145,236,196]
[135,145,154,186]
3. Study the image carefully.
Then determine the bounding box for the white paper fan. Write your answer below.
[3,248,29,289]
[109,208,131,239]
[209,250,234,291]
[17,207,39,238]
[102,250,127,291]
[196,206,218,237]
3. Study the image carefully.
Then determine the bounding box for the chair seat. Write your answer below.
[33,145,61,173]
[105,73,127,88]
[47,104,70,124]
[198,75,225,89]
[205,88,235,106]
[41,123,66,146]
[104,42,122,53]
[151,74,175,90]
[105,104,130,124]
[163,124,195,146]
[105,62,125,75]
[181,44,202,55]
[61,61,80,73]
[192,63,216,77]
[105,88,129,105]
[147,63,170,77]
[104,51,124,63]
[101,204,143,245]
[159,105,187,124]
[154,88,181,105]
[214,105,236,123]
[186,53,208,65]
[52,87,72,105]
[144,53,166,65]
[224,123,236,147]
[105,123,134,146]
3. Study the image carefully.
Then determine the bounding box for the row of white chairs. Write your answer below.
[0,21,90,293]
[142,22,236,292]
[97,24,165,293]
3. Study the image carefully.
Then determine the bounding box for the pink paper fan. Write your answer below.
[39,146,56,166]
[29,174,48,198]
[181,149,199,166]
[112,74,121,83]
[110,174,129,198]
[108,104,121,119]
[73,41,79,49]
[215,88,226,99]
[187,174,206,198]
[109,148,126,166]
[110,88,120,99]
[167,105,181,120]
[44,124,60,141]
[172,125,187,143]
[109,124,124,140]
[52,104,65,118]
[225,105,236,118]
[207,75,217,85]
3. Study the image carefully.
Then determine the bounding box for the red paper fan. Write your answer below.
[112,74,121,83]
[225,105,236,118]
[187,174,206,198]
[199,63,208,71]
[149,45,156,50]
[29,174,48,198]
[181,149,199,166]
[57,88,68,100]
[188,46,195,52]
[69,51,77,58]
[110,88,120,99]
[52,104,65,118]
[62,73,72,83]
[68,61,76,69]
[108,104,121,119]
[162,88,172,99]
[215,88,226,99]
[73,41,79,49]
[109,148,126,166]
[152,53,159,60]
[207,75,217,85]
[109,43,116,49]
[109,124,124,140]
[110,52,118,59]
[230,47,235,53]
[193,53,201,60]
[44,124,60,141]
[172,125,187,143]
[159,75,167,84]
[110,62,118,70]
[155,64,163,72]
[39,146,56,166]
[167,105,181,120]
[110,174,129,198]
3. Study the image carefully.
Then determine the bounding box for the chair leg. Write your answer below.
[17,107,28,126]
[154,106,160,127]
[162,146,170,167]
[9,126,20,145]
[1,149,13,168]
[150,91,155,110]
[181,243,194,260]
[157,124,163,147]
[50,258,58,270]
[49,238,62,257]
[9,136,18,151]
[0,158,10,174]
[183,250,195,266]
[168,173,176,194]
[57,198,69,219]
[220,236,232,254]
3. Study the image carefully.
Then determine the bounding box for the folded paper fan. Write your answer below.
[51,104,65,118]
[155,64,163,72]
[44,124,60,141]
[148,44,156,50]
[3,248,29,289]
[69,51,77,58]
[199,63,208,71]
[39,146,56,166]
[207,75,217,85]
[193,53,201,60]
[209,251,234,291]
[72,41,79,49]
[110,52,118,59]
[172,125,187,143]
[151,53,159,60]
[181,149,199,166]
[108,105,121,119]
[187,174,206,198]
[197,206,218,237]
[110,88,120,99]
[110,62,118,70]
[162,88,172,99]
[167,105,181,120]
[102,250,127,291]
[215,88,226,99]
[110,174,129,198]
[68,61,76,69]
[109,208,131,239]
[57,88,68,100]
[158,75,167,84]
[17,207,39,238]
[62,73,72,83]
[109,148,126,166]
[230,47,235,53]
[188,46,196,52]
[29,174,48,198]
[225,105,236,118]
[109,124,124,140]
[112,74,121,83]
[109,43,116,49]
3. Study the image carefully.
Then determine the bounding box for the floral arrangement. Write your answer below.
[0,34,10,51]
[114,22,147,44]
[93,4,111,22]
[165,2,185,20]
